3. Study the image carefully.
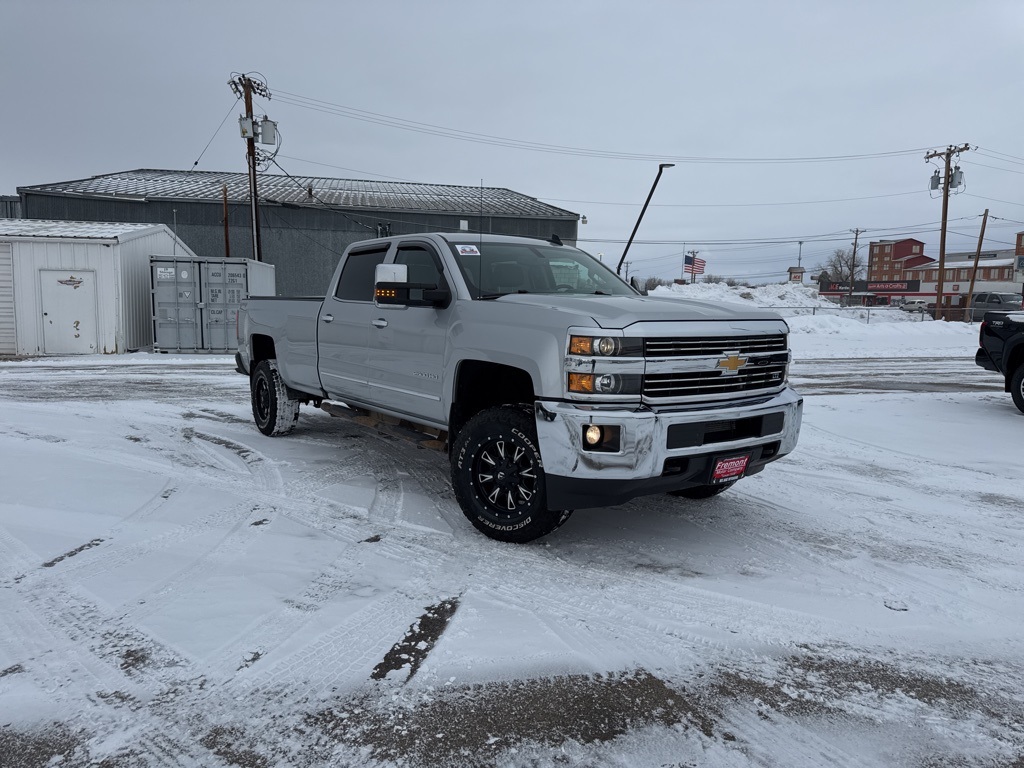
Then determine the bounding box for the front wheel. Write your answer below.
[669,481,736,499]
[451,406,572,543]
[1011,365,1024,414]
[251,359,300,436]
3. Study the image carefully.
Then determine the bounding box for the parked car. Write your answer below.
[975,310,1024,413]
[970,292,1023,321]
[900,299,930,312]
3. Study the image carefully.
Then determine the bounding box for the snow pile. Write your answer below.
[650,281,837,309]
[648,280,980,357]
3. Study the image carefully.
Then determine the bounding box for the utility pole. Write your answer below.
[924,143,971,319]
[623,261,632,281]
[229,74,272,263]
[797,240,803,268]
[965,208,989,319]
[687,249,699,285]
[847,229,861,305]
[222,185,231,259]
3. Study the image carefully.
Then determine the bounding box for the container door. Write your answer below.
[40,269,98,354]
[200,261,246,352]
[0,243,15,355]
[152,260,201,351]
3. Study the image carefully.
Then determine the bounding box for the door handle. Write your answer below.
[321,314,334,323]
[371,318,388,328]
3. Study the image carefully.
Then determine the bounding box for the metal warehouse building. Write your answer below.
[0,219,197,356]
[18,169,581,296]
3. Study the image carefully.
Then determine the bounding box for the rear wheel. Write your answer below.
[451,406,572,543]
[251,359,300,436]
[669,481,736,499]
[1011,365,1024,414]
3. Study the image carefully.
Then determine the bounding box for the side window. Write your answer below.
[975,293,988,304]
[395,245,447,289]
[334,248,388,301]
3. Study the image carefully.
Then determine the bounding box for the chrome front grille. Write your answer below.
[643,363,788,399]
[645,334,787,357]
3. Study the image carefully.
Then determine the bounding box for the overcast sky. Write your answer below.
[3,0,1022,282]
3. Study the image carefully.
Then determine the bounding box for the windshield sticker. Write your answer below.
[456,245,481,256]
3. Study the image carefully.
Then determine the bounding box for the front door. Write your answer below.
[40,270,98,354]
[367,242,449,425]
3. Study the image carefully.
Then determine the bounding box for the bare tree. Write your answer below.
[815,248,865,284]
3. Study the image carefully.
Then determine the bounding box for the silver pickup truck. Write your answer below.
[236,233,802,542]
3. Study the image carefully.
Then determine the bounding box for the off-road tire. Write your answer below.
[451,406,572,543]
[251,359,300,436]
[669,481,736,499]
[1011,365,1024,415]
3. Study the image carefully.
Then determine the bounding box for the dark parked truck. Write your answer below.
[236,233,803,542]
[975,309,1024,413]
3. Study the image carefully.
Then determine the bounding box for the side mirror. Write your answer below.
[374,263,451,308]
[629,276,648,296]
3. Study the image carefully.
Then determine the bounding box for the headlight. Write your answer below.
[568,335,642,357]
[568,373,642,394]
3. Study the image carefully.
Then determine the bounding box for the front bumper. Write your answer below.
[534,386,803,510]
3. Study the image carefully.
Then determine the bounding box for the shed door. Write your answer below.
[40,269,98,354]
[0,244,14,355]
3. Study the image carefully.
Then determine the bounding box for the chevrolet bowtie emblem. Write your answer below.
[717,353,748,374]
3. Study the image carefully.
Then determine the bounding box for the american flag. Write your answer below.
[684,254,706,275]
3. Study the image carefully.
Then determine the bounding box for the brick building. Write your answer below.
[865,239,933,282]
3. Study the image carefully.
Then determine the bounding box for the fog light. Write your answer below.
[584,425,603,446]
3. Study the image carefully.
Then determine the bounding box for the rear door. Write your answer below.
[317,245,390,402]
[366,240,450,425]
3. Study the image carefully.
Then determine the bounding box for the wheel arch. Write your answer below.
[449,360,536,439]
[1004,340,1024,392]
[250,334,277,370]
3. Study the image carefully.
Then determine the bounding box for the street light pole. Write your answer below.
[617,163,674,276]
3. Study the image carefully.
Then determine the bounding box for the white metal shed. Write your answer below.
[0,219,198,355]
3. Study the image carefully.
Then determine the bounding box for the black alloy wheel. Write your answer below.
[251,359,300,436]
[451,406,572,543]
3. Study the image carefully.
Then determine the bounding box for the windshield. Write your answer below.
[995,293,1023,304]
[447,241,636,298]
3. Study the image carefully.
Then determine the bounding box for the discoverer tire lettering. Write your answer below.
[451,406,572,543]
[251,359,300,436]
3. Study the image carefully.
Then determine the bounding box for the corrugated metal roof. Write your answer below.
[0,218,163,240]
[19,169,579,219]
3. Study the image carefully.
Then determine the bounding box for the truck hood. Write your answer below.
[494,294,784,330]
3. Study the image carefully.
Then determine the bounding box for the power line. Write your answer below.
[188,98,240,172]
[271,88,931,165]
[538,190,927,209]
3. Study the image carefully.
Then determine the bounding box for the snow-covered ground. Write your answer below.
[1,288,1021,767]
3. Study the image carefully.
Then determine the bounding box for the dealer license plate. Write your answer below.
[711,454,750,484]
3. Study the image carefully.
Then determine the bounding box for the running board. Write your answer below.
[319,402,448,451]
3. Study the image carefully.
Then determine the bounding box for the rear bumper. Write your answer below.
[975,347,998,373]
[534,387,802,510]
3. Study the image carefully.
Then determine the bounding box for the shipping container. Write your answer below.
[151,256,275,353]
